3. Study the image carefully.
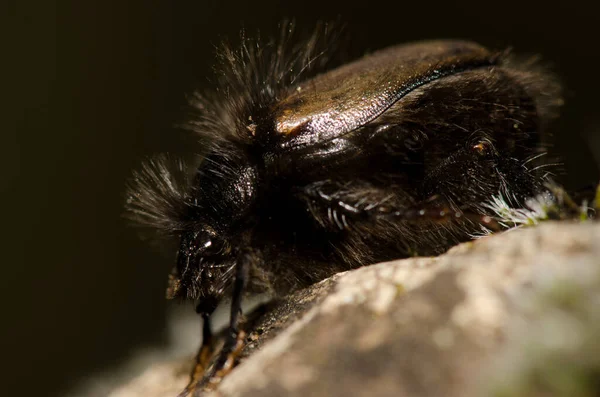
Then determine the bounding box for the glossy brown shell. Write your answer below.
[272,40,498,148]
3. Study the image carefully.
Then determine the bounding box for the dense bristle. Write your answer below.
[180,21,343,147]
[124,154,192,236]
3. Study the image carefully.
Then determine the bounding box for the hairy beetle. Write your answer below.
[125,23,561,394]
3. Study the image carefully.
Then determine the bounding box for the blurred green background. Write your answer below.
[5,1,599,396]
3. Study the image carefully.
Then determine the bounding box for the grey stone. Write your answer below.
[110,222,600,397]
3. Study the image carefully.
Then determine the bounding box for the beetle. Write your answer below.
[125,23,561,395]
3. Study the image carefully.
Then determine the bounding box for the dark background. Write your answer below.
[6,1,599,396]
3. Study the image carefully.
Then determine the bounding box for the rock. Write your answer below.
[111,222,600,397]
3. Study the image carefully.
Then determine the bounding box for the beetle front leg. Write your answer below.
[193,248,258,394]
[177,312,216,397]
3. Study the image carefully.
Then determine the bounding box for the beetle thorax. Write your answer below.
[192,155,259,229]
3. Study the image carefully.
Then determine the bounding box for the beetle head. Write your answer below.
[166,156,259,303]
[167,226,236,305]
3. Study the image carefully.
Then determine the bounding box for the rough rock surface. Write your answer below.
[110,222,600,397]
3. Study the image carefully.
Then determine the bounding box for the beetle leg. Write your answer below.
[300,180,382,228]
[300,180,500,231]
[373,196,501,231]
[177,313,216,397]
[193,248,256,394]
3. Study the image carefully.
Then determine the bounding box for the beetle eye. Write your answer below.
[198,236,226,257]
[180,230,226,257]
